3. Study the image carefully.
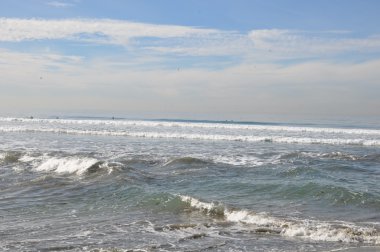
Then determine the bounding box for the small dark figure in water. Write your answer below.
[112,116,115,120]
[30,116,33,119]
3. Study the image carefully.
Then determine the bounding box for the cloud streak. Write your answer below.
[1,18,380,60]
[0,18,219,45]
[46,1,74,8]
[249,29,380,57]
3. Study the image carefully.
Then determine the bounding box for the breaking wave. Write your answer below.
[1,126,380,146]
[35,157,106,175]
[2,117,380,136]
[0,152,114,176]
[179,195,380,244]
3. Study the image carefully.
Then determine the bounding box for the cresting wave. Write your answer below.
[35,157,106,175]
[0,152,114,175]
[179,195,380,244]
[1,126,380,146]
[2,117,380,136]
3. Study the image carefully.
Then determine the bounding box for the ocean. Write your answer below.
[0,116,379,251]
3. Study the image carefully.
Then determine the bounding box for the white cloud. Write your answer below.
[0,18,219,45]
[2,18,380,60]
[131,28,380,59]
[46,1,74,8]
[248,29,380,57]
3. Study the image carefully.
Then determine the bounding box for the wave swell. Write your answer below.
[35,157,106,175]
[2,117,380,136]
[1,126,380,146]
[179,195,380,244]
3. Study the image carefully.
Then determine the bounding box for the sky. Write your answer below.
[1,0,380,120]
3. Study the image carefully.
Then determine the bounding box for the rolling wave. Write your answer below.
[35,157,104,175]
[179,195,380,244]
[0,126,379,146]
[1,117,380,135]
[0,152,114,176]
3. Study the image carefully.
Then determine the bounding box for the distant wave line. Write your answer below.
[1,117,380,135]
[1,126,379,146]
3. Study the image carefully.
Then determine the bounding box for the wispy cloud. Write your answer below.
[149,29,380,59]
[46,1,74,8]
[0,18,219,45]
[2,18,380,61]
[248,29,380,57]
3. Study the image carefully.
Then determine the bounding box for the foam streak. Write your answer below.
[180,195,380,244]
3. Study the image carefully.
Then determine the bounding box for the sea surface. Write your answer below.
[0,116,380,251]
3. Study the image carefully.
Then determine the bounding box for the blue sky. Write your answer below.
[1,0,380,119]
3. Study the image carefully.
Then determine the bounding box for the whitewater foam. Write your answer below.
[19,154,41,163]
[180,195,380,244]
[35,157,100,175]
[213,155,266,166]
[1,126,380,146]
[2,117,380,136]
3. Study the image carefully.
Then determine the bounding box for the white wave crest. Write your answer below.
[180,195,222,213]
[35,157,100,175]
[213,155,276,166]
[1,117,380,136]
[1,126,380,146]
[179,195,380,244]
[295,151,360,161]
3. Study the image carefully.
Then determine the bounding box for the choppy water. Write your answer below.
[0,117,380,251]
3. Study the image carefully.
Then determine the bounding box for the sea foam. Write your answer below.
[35,157,100,175]
[180,195,380,244]
[1,126,379,146]
[1,117,380,136]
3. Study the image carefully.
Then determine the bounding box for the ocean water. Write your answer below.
[0,116,380,251]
